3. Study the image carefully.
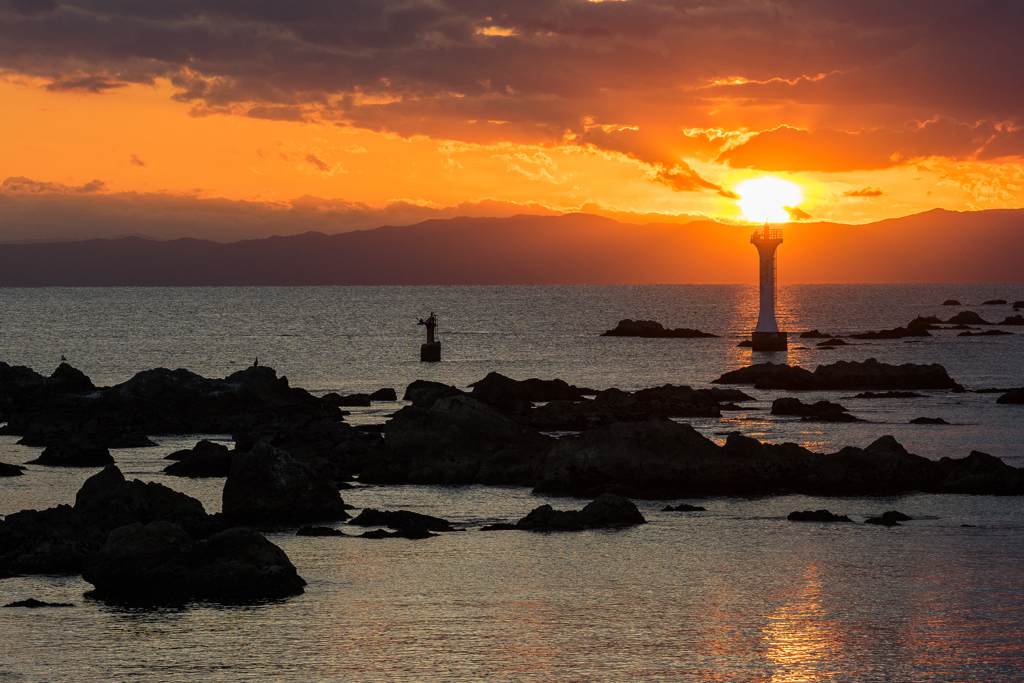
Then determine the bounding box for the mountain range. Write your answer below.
[0,208,1020,285]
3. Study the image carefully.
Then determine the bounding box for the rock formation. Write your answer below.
[713,358,963,391]
[600,319,717,338]
[482,493,646,531]
[771,398,862,422]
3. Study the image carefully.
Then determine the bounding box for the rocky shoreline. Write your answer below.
[2,358,1023,603]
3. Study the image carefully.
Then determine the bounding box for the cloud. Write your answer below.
[844,187,883,197]
[129,154,147,167]
[784,205,811,220]
[1,1,1022,180]
[2,176,106,194]
[0,179,565,242]
[719,119,1024,173]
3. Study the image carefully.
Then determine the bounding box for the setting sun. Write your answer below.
[735,177,803,223]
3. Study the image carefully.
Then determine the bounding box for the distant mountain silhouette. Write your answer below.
[0,209,1020,285]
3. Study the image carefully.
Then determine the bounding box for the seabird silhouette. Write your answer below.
[254,357,259,367]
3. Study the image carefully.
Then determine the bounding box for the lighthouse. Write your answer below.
[417,312,441,362]
[749,221,787,351]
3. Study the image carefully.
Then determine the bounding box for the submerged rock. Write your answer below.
[854,391,926,399]
[798,330,831,338]
[222,441,350,524]
[910,417,949,424]
[997,315,1024,326]
[788,510,853,522]
[958,330,1013,337]
[600,319,717,338]
[865,511,911,526]
[981,299,1007,305]
[662,503,707,512]
[82,521,306,602]
[348,509,456,532]
[483,493,646,532]
[942,299,961,306]
[296,526,347,537]
[27,442,113,467]
[771,398,862,422]
[360,525,437,539]
[851,326,930,340]
[3,598,75,608]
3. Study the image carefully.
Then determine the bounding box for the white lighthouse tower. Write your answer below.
[750,221,787,351]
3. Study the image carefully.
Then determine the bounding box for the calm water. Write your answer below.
[1,285,1023,681]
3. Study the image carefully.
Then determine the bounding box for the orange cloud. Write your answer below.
[843,187,883,197]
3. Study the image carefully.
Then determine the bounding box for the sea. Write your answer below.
[1,284,1023,682]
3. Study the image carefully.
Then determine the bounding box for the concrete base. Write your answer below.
[751,331,788,352]
[420,341,441,362]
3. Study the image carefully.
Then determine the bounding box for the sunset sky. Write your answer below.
[2,0,1023,241]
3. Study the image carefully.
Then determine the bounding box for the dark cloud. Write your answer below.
[129,154,146,167]
[844,187,883,197]
[1,0,1022,181]
[2,176,107,194]
[0,179,561,242]
[304,154,331,173]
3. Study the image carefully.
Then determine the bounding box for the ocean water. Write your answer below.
[1,284,1023,681]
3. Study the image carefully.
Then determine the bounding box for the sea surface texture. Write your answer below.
[1,284,1023,682]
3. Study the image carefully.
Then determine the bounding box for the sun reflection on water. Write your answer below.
[762,565,841,682]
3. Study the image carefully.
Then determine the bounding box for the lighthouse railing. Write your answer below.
[750,228,784,241]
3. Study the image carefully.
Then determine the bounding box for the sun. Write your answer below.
[735,176,802,223]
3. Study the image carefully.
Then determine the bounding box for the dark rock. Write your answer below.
[401,380,464,408]
[369,388,398,401]
[163,440,234,478]
[323,392,371,407]
[222,441,350,524]
[1014,301,1024,309]
[909,417,949,424]
[854,391,926,399]
[0,464,218,576]
[360,524,436,539]
[798,330,831,338]
[816,338,849,346]
[936,451,1024,494]
[791,436,940,496]
[946,324,976,330]
[662,503,706,512]
[787,510,853,522]
[4,598,75,608]
[500,494,646,531]
[526,384,731,431]
[715,359,961,391]
[468,372,588,412]
[865,510,911,526]
[942,299,961,306]
[907,315,943,329]
[232,415,388,480]
[851,326,930,340]
[946,311,991,325]
[0,461,26,476]
[27,442,113,467]
[998,315,1024,326]
[981,299,1007,305]
[771,398,862,422]
[600,319,717,338]
[997,389,1024,404]
[736,340,753,347]
[364,395,553,486]
[82,521,306,602]
[958,330,1013,337]
[296,526,346,537]
[348,509,456,532]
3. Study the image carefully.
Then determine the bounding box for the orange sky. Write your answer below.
[1,1,1022,242]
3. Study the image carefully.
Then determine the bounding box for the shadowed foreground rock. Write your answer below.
[82,521,306,602]
[534,421,1024,498]
[997,389,1024,404]
[0,464,220,575]
[163,440,234,478]
[4,598,75,608]
[482,493,646,531]
[222,441,350,524]
[363,395,554,485]
[713,358,963,391]
[0,461,25,476]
